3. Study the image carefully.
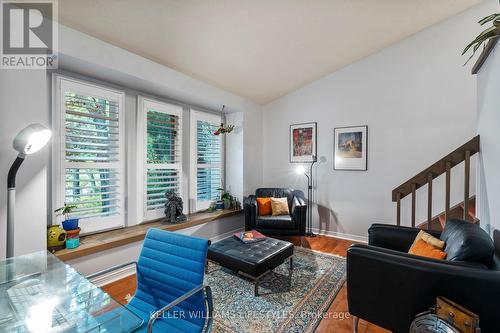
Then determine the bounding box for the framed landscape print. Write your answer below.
[290,122,317,163]
[334,125,368,171]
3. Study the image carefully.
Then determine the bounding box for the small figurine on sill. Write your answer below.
[164,190,187,224]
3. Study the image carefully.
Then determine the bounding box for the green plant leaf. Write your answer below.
[463,33,499,64]
[478,13,500,25]
[462,26,498,55]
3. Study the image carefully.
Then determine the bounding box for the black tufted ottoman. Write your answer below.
[207,236,294,296]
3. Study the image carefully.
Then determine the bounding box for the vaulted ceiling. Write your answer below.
[59,0,482,104]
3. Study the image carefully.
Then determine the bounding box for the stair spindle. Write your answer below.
[464,150,471,221]
[411,184,416,227]
[396,192,401,226]
[427,173,432,230]
[445,162,451,222]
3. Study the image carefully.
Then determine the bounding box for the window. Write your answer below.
[190,110,223,212]
[137,97,184,221]
[53,76,125,233]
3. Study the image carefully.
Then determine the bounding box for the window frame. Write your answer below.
[189,110,225,212]
[52,75,126,234]
[137,96,185,222]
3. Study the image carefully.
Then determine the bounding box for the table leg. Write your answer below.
[289,257,293,270]
[240,271,268,297]
[254,277,259,296]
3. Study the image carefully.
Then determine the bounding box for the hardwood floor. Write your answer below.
[101,235,389,333]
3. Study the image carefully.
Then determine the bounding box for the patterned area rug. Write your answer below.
[205,246,346,333]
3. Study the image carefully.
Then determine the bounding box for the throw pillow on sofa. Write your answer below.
[411,230,446,249]
[409,239,447,260]
[271,197,289,216]
[408,230,447,259]
[256,197,272,216]
[440,219,494,264]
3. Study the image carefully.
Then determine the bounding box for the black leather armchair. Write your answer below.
[244,188,307,236]
[347,222,500,333]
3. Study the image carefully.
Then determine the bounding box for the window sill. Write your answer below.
[54,209,243,262]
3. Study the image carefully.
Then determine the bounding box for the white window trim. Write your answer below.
[137,97,185,222]
[52,75,126,234]
[189,110,225,212]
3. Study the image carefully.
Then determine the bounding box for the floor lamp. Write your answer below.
[7,124,51,258]
[296,155,317,237]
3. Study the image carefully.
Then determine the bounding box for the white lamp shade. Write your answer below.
[13,123,52,155]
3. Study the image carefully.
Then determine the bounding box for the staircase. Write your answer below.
[392,136,480,231]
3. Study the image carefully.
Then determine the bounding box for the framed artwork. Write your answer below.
[334,125,368,171]
[290,122,317,163]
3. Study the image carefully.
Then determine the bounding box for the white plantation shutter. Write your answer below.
[190,110,223,212]
[54,77,125,233]
[138,97,183,220]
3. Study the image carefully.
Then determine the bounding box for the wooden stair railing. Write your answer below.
[392,136,480,229]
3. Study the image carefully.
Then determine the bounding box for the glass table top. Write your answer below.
[0,251,143,333]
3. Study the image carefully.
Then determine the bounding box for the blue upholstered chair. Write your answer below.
[88,228,213,333]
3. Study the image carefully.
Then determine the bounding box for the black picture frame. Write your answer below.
[289,122,317,163]
[333,125,368,171]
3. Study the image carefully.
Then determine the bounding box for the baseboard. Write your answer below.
[312,228,368,243]
[95,227,245,287]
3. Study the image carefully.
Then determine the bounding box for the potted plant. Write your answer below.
[216,188,233,210]
[54,203,79,231]
[463,8,500,64]
[222,192,232,210]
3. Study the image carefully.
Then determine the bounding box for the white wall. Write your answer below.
[225,112,244,202]
[0,24,262,258]
[243,109,264,196]
[261,2,496,239]
[0,70,50,258]
[476,43,500,236]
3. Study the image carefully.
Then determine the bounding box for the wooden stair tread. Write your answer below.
[417,196,476,231]
[460,196,476,218]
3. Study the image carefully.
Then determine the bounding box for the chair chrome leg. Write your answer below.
[353,316,359,333]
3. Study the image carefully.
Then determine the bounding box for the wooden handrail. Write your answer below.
[392,136,479,202]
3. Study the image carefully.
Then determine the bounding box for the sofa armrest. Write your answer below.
[368,224,441,252]
[244,195,257,231]
[347,244,500,333]
[291,195,307,235]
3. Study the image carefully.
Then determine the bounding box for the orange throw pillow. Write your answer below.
[256,197,272,216]
[409,239,447,260]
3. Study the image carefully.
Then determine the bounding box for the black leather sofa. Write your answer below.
[347,219,500,333]
[244,188,307,236]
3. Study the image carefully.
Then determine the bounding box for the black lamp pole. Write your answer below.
[306,155,317,237]
[7,156,25,258]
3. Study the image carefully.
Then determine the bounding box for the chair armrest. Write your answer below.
[347,244,500,333]
[147,285,213,333]
[368,224,441,252]
[244,195,257,231]
[86,261,137,281]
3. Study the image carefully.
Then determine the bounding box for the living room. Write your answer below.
[1,1,500,332]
